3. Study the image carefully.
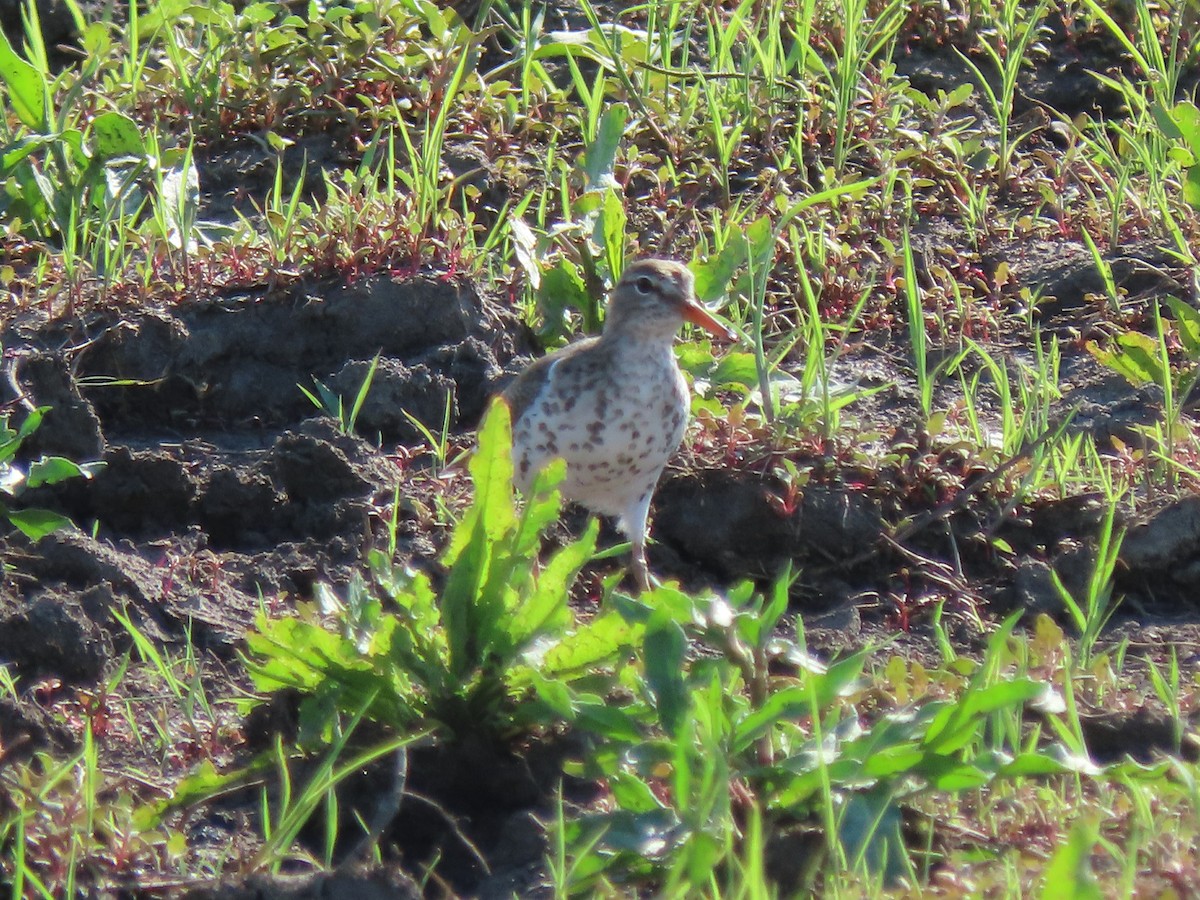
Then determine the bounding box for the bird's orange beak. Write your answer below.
[682,300,736,341]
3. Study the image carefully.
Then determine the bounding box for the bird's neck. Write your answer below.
[600,318,681,350]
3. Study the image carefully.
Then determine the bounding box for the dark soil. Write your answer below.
[5,230,1198,896]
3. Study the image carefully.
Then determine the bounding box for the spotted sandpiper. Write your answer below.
[502,258,734,591]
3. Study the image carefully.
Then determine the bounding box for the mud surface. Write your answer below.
[5,235,1199,894]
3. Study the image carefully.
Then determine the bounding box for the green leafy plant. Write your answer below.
[511,104,631,342]
[244,401,634,742]
[0,728,185,898]
[299,353,381,437]
[901,229,969,425]
[0,407,96,539]
[953,0,1051,192]
[1050,503,1124,668]
[1153,100,1200,212]
[1088,297,1200,485]
[557,585,1088,893]
[0,6,149,305]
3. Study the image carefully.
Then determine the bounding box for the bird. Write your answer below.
[502,258,735,591]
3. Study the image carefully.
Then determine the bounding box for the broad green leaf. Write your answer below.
[598,808,679,857]
[759,574,791,637]
[1166,296,1200,356]
[609,771,663,814]
[508,519,597,650]
[946,83,974,107]
[692,237,747,302]
[539,610,643,678]
[611,584,699,626]
[1040,819,1102,900]
[997,750,1081,778]
[571,191,602,218]
[296,688,340,745]
[1171,101,1200,150]
[444,400,515,563]
[7,507,73,539]
[922,678,1045,755]
[1115,331,1166,383]
[599,188,626,276]
[523,669,575,719]
[13,407,46,444]
[746,215,774,268]
[707,351,761,389]
[1186,165,1200,211]
[241,2,278,25]
[138,0,198,30]
[735,653,865,755]
[26,455,88,488]
[644,617,688,737]
[574,699,643,742]
[9,161,51,225]
[0,29,47,130]
[536,258,589,342]
[509,215,539,288]
[838,789,906,883]
[733,684,814,752]
[245,615,414,726]
[859,743,925,778]
[769,757,864,808]
[1153,100,1200,151]
[134,759,252,830]
[510,457,566,558]
[1,133,56,174]
[920,758,991,791]
[815,651,870,706]
[90,112,144,160]
[582,104,627,190]
[158,152,201,249]
[1086,335,1159,386]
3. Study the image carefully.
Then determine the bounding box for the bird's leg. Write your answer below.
[622,491,655,593]
[631,535,652,593]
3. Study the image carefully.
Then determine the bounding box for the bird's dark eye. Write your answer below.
[634,276,654,295]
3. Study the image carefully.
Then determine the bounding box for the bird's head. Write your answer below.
[604,259,735,342]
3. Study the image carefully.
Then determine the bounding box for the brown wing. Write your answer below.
[500,337,603,423]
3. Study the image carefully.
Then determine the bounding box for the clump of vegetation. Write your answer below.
[0,405,96,538]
